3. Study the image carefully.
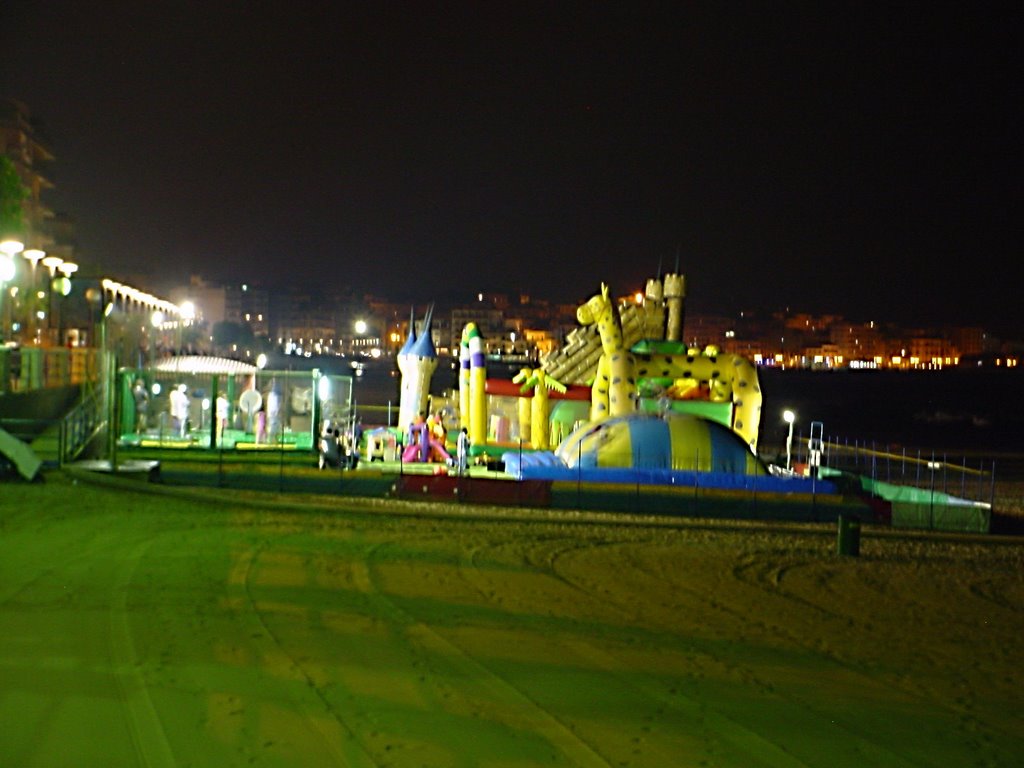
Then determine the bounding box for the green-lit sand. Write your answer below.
[1,473,1021,767]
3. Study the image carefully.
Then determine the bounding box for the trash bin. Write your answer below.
[837,514,861,557]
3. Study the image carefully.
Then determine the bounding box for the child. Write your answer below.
[457,427,470,475]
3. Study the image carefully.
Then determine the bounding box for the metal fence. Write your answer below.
[791,435,997,507]
[117,367,354,452]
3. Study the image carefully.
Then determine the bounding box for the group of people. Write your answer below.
[131,378,231,440]
[318,418,363,470]
[432,411,473,475]
[130,377,472,472]
[132,378,190,438]
[410,410,472,474]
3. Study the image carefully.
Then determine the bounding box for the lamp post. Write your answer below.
[40,255,63,345]
[0,240,24,342]
[0,256,15,343]
[783,409,796,472]
[22,248,45,342]
[53,261,77,346]
[353,318,367,356]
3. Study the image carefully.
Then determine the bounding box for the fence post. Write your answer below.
[278,427,286,493]
[989,461,997,511]
[929,451,936,530]
[576,438,582,510]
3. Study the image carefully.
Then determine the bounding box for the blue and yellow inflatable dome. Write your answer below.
[555,412,767,476]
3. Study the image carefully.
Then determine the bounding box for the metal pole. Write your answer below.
[989,461,997,511]
[785,420,793,472]
[209,374,219,450]
[577,437,582,509]
[929,450,936,530]
[278,429,285,493]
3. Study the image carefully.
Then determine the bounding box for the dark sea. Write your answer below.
[756,368,1023,455]
[302,354,1024,457]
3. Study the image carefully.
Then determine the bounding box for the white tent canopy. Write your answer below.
[151,356,259,375]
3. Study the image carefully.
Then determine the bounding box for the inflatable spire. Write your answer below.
[397,305,439,431]
[459,326,472,431]
[464,322,487,445]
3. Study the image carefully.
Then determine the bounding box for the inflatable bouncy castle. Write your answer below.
[555,412,768,475]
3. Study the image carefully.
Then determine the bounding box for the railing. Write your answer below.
[59,388,105,465]
[792,436,997,507]
[1,346,99,395]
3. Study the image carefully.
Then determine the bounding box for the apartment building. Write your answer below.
[0,98,57,252]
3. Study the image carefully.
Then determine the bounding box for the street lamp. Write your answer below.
[0,248,16,342]
[0,241,25,342]
[40,254,63,277]
[22,249,45,341]
[783,409,796,472]
[38,256,64,344]
[47,261,77,346]
[22,248,45,271]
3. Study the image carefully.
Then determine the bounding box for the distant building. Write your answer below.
[0,98,57,250]
[227,282,271,338]
[169,275,227,326]
[682,314,733,347]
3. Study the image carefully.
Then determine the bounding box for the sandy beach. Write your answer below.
[1,473,1022,767]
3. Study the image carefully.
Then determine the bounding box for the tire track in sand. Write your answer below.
[357,540,613,768]
[462,534,816,768]
[237,541,382,768]
[108,536,177,768]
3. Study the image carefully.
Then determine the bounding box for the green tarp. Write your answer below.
[0,425,43,481]
[849,471,990,533]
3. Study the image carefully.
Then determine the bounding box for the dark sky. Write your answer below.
[1,3,1021,335]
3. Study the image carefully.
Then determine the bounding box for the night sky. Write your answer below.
[1,3,1021,335]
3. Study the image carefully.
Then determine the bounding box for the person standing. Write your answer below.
[133,378,149,433]
[266,381,281,442]
[457,427,470,475]
[170,384,189,438]
[216,394,229,444]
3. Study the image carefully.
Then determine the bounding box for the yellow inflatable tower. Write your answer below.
[459,326,471,432]
[462,323,487,445]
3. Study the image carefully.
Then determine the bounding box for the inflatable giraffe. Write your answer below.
[578,283,763,451]
[577,283,638,420]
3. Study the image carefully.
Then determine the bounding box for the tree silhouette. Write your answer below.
[0,157,27,239]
